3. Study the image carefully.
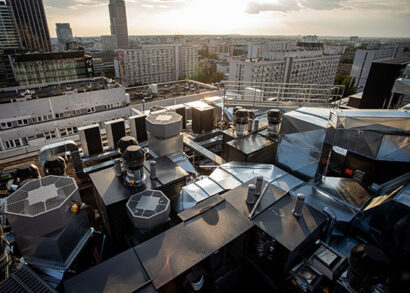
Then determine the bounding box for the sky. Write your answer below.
[43,0,410,38]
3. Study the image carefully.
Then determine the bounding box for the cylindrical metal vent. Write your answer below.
[246,184,257,205]
[292,193,305,217]
[247,119,254,133]
[150,160,157,179]
[267,109,282,137]
[255,176,263,194]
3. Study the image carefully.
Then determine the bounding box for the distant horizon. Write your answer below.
[50,34,410,40]
[44,0,410,39]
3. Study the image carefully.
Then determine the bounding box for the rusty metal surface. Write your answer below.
[135,199,254,289]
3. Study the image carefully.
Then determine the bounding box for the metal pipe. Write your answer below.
[255,176,263,194]
[246,184,257,205]
[292,193,305,217]
[150,160,157,179]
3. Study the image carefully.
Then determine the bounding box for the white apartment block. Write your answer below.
[350,44,405,87]
[118,44,198,86]
[0,78,129,153]
[247,41,298,59]
[230,51,340,85]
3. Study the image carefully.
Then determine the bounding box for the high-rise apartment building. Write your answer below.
[117,44,198,86]
[56,23,73,50]
[350,44,405,87]
[0,0,21,49]
[229,51,340,85]
[8,0,51,52]
[109,0,128,49]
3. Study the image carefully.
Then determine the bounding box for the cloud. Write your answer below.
[245,0,410,14]
[245,1,300,14]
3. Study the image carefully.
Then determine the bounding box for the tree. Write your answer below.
[335,74,357,97]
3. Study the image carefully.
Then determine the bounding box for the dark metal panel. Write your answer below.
[143,155,188,187]
[183,136,225,165]
[253,194,326,252]
[135,200,254,289]
[223,178,288,219]
[316,177,371,211]
[64,248,150,293]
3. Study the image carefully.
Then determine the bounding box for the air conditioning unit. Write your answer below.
[78,124,103,157]
[104,118,126,149]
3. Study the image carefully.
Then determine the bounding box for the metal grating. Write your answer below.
[0,266,57,293]
[5,176,78,217]
[127,190,169,219]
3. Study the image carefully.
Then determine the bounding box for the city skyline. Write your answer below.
[43,0,410,38]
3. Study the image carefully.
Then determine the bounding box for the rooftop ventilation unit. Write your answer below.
[4,176,89,267]
[78,124,103,157]
[104,118,126,150]
[126,189,170,231]
[146,111,183,157]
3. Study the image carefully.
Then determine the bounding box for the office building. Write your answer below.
[109,0,128,49]
[9,51,94,86]
[101,35,117,51]
[56,23,73,50]
[350,44,405,87]
[229,51,340,85]
[0,0,21,49]
[118,44,198,86]
[8,0,52,52]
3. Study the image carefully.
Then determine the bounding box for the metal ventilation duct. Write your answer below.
[146,111,182,138]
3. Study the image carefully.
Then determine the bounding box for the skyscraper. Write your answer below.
[108,0,128,49]
[8,0,52,52]
[56,23,73,50]
[0,0,21,49]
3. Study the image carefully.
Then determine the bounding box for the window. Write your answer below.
[87,107,96,113]
[5,138,27,149]
[17,119,28,126]
[44,131,56,140]
[60,128,67,136]
[1,122,12,129]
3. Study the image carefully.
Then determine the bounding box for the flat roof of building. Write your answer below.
[0,77,120,104]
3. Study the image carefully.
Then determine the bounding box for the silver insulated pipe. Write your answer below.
[246,184,257,205]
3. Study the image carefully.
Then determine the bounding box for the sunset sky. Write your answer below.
[43,0,410,38]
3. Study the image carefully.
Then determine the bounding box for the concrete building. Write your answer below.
[350,44,405,87]
[0,77,128,152]
[56,23,73,50]
[229,51,340,85]
[302,35,319,43]
[0,78,220,159]
[8,0,52,52]
[9,51,94,86]
[118,44,198,86]
[0,0,21,49]
[109,0,128,49]
[247,41,297,59]
[101,35,117,51]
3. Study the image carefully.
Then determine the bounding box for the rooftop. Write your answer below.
[0,77,120,104]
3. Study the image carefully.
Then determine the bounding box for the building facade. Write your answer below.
[0,78,129,152]
[118,44,198,86]
[229,51,340,85]
[101,35,117,51]
[10,51,94,86]
[56,23,73,50]
[108,0,128,49]
[350,44,405,87]
[8,0,52,52]
[0,0,21,49]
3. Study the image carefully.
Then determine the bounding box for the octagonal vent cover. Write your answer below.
[126,189,170,230]
[146,111,182,138]
[5,175,81,237]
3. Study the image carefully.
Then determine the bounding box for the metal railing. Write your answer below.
[223,81,345,110]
